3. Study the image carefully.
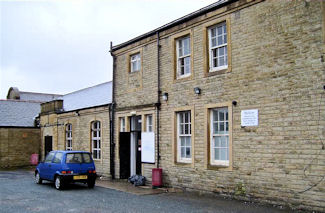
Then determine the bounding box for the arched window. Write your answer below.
[66,124,72,150]
[91,121,101,159]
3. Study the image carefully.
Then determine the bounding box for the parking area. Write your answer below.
[0,170,296,213]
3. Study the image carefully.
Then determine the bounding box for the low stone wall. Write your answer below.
[0,127,40,168]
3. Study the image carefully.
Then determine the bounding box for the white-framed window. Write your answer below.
[146,115,153,132]
[91,121,101,160]
[210,107,229,166]
[177,111,191,163]
[130,53,141,72]
[65,124,72,150]
[176,36,191,78]
[208,22,228,72]
[120,117,126,132]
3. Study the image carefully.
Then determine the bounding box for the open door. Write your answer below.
[44,136,52,157]
[119,132,131,179]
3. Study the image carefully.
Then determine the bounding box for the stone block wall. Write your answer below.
[112,0,325,211]
[0,127,40,168]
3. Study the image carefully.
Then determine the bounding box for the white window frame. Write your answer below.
[208,22,228,72]
[65,124,72,151]
[130,53,141,72]
[177,111,192,163]
[120,117,126,132]
[146,115,153,132]
[91,121,101,160]
[210,107,229,166]
[176,36,191,78]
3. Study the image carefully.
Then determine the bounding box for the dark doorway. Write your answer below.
[44,136,52,157]
[119,132,130,179]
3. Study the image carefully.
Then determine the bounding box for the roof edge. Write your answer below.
[111,0,235,51]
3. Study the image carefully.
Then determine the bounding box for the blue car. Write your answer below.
[35,150,97,190]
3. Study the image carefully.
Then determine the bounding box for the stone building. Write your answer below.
[0,88,60,168]
[110,0,325,211]
[39,82,112,177]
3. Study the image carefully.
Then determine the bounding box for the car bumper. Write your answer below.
[60,173,97,183]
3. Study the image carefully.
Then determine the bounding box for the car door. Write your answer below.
[40,152,55,180]
[48,152,64,181]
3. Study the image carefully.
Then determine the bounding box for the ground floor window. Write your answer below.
[65,124,72,150]
[177,111,192,163]
[210,107,229,166]
[91,121,101,159]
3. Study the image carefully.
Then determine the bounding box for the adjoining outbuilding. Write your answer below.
[39,82,112,177]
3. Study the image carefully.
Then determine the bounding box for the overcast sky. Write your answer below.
[0,0,217,99]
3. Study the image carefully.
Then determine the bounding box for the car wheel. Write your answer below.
[35,172,42,184]
[55,176,64,190]
[87,180,95,188]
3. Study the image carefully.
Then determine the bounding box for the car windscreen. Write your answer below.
[66,153,93,164]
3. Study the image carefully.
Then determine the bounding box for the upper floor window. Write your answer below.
[210,107,229,166]
[130,53,141,72]
[91,121,101,160]
[65,124,72,151]
[146,115,153,132]
[176,36,191,78]
[177,111,192,163]
[208,22,228,72]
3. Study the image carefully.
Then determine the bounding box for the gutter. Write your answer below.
[109,42,116,179]
[156,32,161,169]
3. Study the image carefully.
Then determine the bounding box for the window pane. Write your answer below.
[181,137,185,146]
[218,36,223,46]
[93,141,97,148]
[181,147,185,158]
[211,37,217,47]
[186,147,191,158]
[219,111,224,121]
[210,28,216,37]
[220,148,227,160]
[98,140,101,148]
[214,148,219,160]
[217,26,223,36]
[178,40,183,56]
[186,137,191,147]
[183,37,190,55]
[184,57,191,74]
[214,137,220,147]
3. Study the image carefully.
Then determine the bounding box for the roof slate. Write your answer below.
[0,100,40,127]
[62,82,112,111]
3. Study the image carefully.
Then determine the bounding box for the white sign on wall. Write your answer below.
[141,132,155,163]
[241,109,259,126]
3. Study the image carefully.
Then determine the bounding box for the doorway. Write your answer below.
[119,115,142,179]
[44,136,52,157]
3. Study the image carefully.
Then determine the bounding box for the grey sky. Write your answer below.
[0,0,217,99]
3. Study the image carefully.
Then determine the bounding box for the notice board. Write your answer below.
[141,132,155,163]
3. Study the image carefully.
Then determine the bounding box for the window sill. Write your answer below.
[207,164,232,171]
[205,68,229,77]
[175,161,192,166]
[173,75,193,83]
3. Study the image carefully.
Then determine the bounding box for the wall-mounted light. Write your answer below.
[162,92,168,101]
[194,87,201,95]
[232,100,237,106]
[75,111,80,116]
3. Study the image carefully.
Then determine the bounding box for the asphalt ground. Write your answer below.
[0,170,298,213]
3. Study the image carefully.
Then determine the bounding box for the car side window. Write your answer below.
[44,152,55,163]
[53,152,63,164]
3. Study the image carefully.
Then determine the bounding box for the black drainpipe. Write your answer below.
[109,42,116,179]
[156,32,161,168]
